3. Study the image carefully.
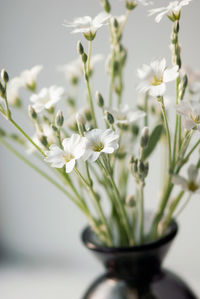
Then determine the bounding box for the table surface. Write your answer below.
[0,263,199,299]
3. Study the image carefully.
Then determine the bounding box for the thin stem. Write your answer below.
[100,156,134,245]
[174,193,191,219]
[10,118,45,156]
[87,40,92,74]
[161,190,184,235]
[144,93,148,126]
[184,139,200,161]
[85,75,97,128]
[138,182,144,244]
[0,138,82,208]
[159,97,172,170]
[3,83,12,120]
[74,167,113,246]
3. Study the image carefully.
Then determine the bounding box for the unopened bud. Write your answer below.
[131,124,139,136]
[76,112,86,126]
[84,109,92,122]
[28,105,37,120]
[56,110,64,127]
[106,111,114,125]
[0,82,5,97]
[140,126,149,148]
[0,128,6,137]
[96,91,104,107]
[77,41,84,55]
[126,0,137,10]
[1,69,9,83]
[101,0,111,13]
[126,195,136,207]
[179,74,188,100]
[173,21,179,34]
[82,53,88,64]
[39,135,48,147]
[51,124,58,132]
[113,18,119,29]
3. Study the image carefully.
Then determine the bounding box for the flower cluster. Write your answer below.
[0,0,199,248]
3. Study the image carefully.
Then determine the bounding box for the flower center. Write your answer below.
[151,75,163,86]
[190,113,200,124]
[188,181,199,192]
[63,153,74,162]
[92,141,104,152]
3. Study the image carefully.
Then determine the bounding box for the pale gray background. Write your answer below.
[0,0,200,298]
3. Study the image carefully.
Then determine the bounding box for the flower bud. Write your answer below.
[84,109,92,122]
[101,0,111,13]
[113,18,119,29]
[126,195,136,207]
[131,124,139,136]
[179,74,188,100]
[106,111,114,125]
[56,110,64,127]
[77,41,84,55]
[1,69,9,83]
[76,112,86,126]
[126,0,137,10]
[51,124,58,132]
[0,128,6,137]
[96,91,104,107]
[173,21,179,34]
[39,135,48,147]
[28,105,37,120]
[0,82,5,97]
[82,53,88,64]
[140,126,149,148]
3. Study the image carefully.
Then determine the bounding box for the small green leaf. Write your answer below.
[142,124,163,160]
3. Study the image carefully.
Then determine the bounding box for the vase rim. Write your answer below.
[81,221,178,253]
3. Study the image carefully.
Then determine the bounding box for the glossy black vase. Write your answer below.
[81,222,198,299]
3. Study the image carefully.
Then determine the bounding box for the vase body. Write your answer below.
[81,222,198,299]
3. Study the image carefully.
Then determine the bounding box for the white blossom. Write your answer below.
[20,65,43,89]
[148,0,192,23]
[83,129,119,162]
[5,77,23,106]
[176,102,200,131]
[44,134,86,173]
[64,12,110,40]
[172,165,200,193]
[137,58,179,97]
[182,65,200,94]
[30,86,65,113]
[106,105,145,126]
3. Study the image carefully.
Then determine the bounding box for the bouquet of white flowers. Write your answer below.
[0,0,199,247]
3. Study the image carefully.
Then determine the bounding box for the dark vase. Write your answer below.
[81,221,198,299]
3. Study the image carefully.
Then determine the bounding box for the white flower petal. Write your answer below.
[65,159,76,173]
[172,174,188,190]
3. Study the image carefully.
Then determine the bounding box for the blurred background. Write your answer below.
[0,0,200,298]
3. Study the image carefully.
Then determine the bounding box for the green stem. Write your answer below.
[74,167,113,246]
[85,76,97,128]
[100,156,134,245]
[144,93,148,126]
[10,118,45,156]
[0,138,82,208]
[161,190,184,235]
[138,182,144,244]
[87,40,92,74]
[159,97,172,170]
[174,193,191,219]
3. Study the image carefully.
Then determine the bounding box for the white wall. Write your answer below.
[0,0,200,284]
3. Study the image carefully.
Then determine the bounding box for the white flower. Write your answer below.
[26,123,57,154]
[172,165,200,193]
[5,77,23,106]
[64,12,110,40]
[182,65,200,94]
[176,102,200,131]
[137,58,179,97]
[20,65,43,90]
[44,134,86,173]
[106,105,145,126]
[30,86,65,113]
[84,129,119,162]
[148,0,192,23]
